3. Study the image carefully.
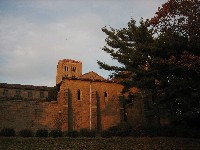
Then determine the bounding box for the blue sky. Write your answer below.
[0,0,167,86]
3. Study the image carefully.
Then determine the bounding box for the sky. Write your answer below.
[0,0,167,87]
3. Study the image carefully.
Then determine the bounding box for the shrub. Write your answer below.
[0,128,16,137]
[101,123,132,138]
[49,129,62,138]
[130,128,144,137]
[116,122,132,137]
[36,129,48,137]
[101,130,112,138]
[101,125,120,138]
[66,130,79,138]
[143,125,161,137]
[18,129,34,137]
[79,128,96,138]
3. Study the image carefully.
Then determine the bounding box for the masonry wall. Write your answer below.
[0,88,48,100]
[58,79,124,131]
[0,100,60,132]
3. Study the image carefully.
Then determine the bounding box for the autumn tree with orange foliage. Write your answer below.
[149,0,200,121]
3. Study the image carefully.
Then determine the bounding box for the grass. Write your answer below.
[0,137,200,150]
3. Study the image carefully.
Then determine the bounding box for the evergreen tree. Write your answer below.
[98,19,157,92]
[98,19,161,125]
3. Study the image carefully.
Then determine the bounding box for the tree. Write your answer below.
[98,19,162,126]
[150,0,200,54]
[149,0,200,126]
[98,19,157,91]
[98,0,200,127]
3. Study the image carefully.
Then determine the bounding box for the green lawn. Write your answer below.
[0,137,200,150]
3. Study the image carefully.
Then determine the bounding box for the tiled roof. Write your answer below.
[80,71,106,81]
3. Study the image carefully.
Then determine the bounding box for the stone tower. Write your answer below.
[56,59,82,85]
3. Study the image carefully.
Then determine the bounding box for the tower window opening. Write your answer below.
[64,66,68,71]
[77,89,81,100]
[72,67,76,72]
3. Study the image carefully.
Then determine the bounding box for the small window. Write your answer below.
[77,89,81,100]
[15,90,21,97]
[28,91,32,98]
[72,67,76,72]
[104,91,108,102]
[64,66,68,71]
[3,89,8,96]
[40,92,44,98]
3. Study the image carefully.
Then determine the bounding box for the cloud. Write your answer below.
[0,0,167,86]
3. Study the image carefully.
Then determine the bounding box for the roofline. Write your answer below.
[0,83,50,91]
[62,77,121,84]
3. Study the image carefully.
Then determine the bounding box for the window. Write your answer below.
[77,89,81,100]
[104,91,108,102]
[28,91,32,98]
[15,90,21,97]
[64,66,68,71]
[72,67,76,72]
[40,92,44,98]
[3,89,8,96]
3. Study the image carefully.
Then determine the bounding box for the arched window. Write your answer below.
[104,91,108,102]
[77,89,81,100]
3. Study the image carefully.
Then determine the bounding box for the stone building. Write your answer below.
[0,83,49,101]
[56,59,127,131]
[0,59,141,132]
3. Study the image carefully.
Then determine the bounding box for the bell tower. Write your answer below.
[56,59,82,85]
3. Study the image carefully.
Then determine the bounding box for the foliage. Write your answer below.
[67,88,73,131]
[98,18,156,91]
[65,130,79,138]
[0,128,16,137]
[150,0,200,54]
[101,123,132,138]
[98,0,200,128]
[36,129,48,137]
[96,91,102,133]
[101,126,118,138]
[49,129,62,138]
[79,128,96,138]
[18,129,34,137]
[149,0,200,123]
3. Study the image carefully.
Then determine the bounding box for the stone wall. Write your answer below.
[0,83,49,100]
[57,78,124,131]
[0,79,145,132]
[0,100,60,132]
